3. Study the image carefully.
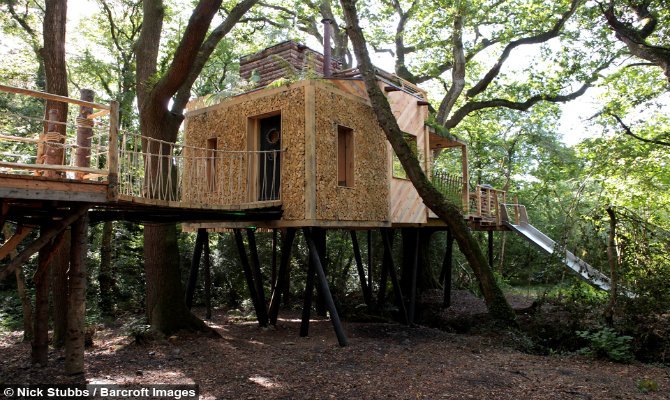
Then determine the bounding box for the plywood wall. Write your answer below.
[313,82,389,222]
[183,84,307,220]
[386,89,430,224]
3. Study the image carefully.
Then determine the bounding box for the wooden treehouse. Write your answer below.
[182,40,507,233]
[4,38,612,355]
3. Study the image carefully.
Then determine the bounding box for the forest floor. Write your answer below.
[1,293,669,399]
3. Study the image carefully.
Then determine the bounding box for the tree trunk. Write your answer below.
[605,207,618,324]
[144,223,214,334]
[65,215,88,375]
[340,0,515,323]
[98,221,115,316]
[51,231,70,348]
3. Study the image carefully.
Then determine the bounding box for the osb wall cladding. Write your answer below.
[183,86,306,220]
[314,85,389,222]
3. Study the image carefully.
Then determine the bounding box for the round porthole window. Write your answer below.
[266,128,280,145]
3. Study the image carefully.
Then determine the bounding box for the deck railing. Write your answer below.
[118,131,282,207]
[0,84,114,181]
[0,85,281,209]
[431,170,465,207]
[470,185,507,225]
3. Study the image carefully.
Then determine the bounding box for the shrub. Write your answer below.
[577,327,634,363]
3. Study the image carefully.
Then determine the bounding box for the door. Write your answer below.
[259,115,281,201]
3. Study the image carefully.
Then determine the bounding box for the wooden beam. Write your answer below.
[384,86,400,92]
[302,228,348,346]
[417,100,430,106]
[0,205,88,282]
[106,101,120,201]
[0,84,110,110]
[0,226,33,261]
[0,161,108,176]
[304,82,317,220]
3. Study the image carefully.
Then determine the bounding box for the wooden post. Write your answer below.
[269,228,296,325]
[514,195,520,225]
[461,145,469,213]
[350,230,371,306]
[442,230,454,308]
[232,229,267,327]
[246,228,268,318]
[476,186,482,217]
[203,231,212,320]
[185,228,206,309]
[65,213,88,375]
[107,100,119,201]
[302,228,348,346]
[44,108,65,178]
[75,89,95,179]
[381,229,408,325]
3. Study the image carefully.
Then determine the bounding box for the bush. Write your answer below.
[577,327,634,363]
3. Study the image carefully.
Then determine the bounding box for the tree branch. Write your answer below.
[602,0,670,82]
[609,113,670,147]
[436,10,465,124]
[466,0,581,98]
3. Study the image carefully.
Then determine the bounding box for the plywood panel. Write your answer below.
[184,85,306,220]
[386,90,429,224]
[313,83,389,223]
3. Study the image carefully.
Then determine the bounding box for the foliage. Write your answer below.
[577,327,634,363]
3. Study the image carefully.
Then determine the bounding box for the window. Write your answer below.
[392,133,418,179]
[337,125,354,187]
[206,137,217,191]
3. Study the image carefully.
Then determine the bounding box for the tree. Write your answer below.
[135,0,257,334]
[340,0,516,322]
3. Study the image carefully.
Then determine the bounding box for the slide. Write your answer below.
[501,205,611,291]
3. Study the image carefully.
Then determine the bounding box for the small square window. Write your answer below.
[392,133,418,179]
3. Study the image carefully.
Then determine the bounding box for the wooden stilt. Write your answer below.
[303,228,348,346]
[65,213,88,375]
[232,229,267,327]
[185,228,206,309]
[246,228,268,318]
[381,229,408,325]
[203,231,212,320]
[269,228,296,325]
[31,229,65,366]
[350,230,371,305]
[442,230,454,308]
[0,205,88,282]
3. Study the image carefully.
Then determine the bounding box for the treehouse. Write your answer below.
[181,40,493,232]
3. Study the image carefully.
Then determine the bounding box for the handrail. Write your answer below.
[0,84,111,110]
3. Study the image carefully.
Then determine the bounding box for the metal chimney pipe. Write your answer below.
[322,18,332,78]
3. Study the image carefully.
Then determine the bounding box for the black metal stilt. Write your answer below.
[233,229,267,327]
[442,230,454,308]
[303,228,348,346]
[269,228,296,325]
[381,229,408,325]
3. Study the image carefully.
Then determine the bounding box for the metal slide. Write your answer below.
[501,204,611,291]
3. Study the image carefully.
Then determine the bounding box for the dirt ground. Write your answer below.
[1,306,669,400]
